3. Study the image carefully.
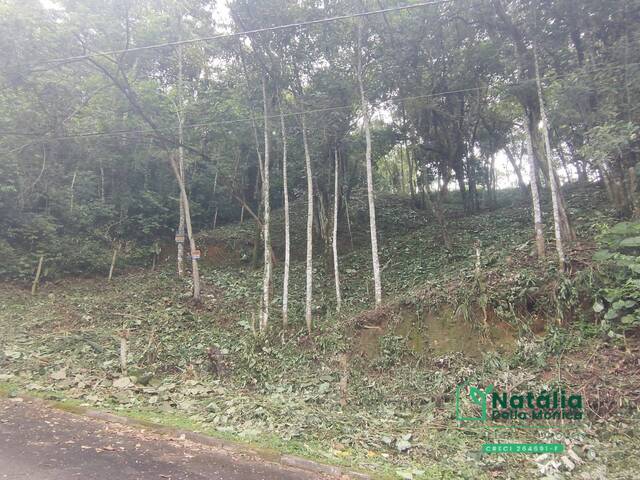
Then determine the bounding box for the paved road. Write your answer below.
[0,398,322,480]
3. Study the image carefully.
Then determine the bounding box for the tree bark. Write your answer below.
[533,43,569,269]
[301,110,314,333]
[525,126,545,258]
[170,155,201,302]
[357,20,382,306]
[260,76,271,332]
[280,101,290,329]
[332,147,342,313]
[176,38,186,278]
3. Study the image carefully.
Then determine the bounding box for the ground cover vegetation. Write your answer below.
[1,0,640,478]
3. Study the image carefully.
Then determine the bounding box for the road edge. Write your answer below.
[0,390,372,480]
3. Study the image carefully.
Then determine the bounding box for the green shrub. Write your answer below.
[592,221,640,330]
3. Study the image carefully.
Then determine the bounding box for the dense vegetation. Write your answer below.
[1,0,638,282]
[2,186,640,479]
[1,0,640,479]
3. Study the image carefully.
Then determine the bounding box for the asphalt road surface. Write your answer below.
[0,397,323,480]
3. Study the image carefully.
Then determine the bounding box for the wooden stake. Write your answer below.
[108,243,120,282]
[31,255,44,296]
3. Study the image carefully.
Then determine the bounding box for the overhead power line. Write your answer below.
[34,0,456,66]
[2,59,638,143]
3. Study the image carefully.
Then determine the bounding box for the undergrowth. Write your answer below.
[1,185,639,479]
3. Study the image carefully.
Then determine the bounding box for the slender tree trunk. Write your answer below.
[260,76,272,332]
[332,147,342,313]
[357,21,382,306]
[170,156,201,302]
[70,170,77,213]
[533,43,568,268]
[525,126,545,258]
[176,39,186,278]
[301,110,314,333]
[250,111,265,270]
[31,255,44,296]
[280,101,290,329]
[108,243,120,282]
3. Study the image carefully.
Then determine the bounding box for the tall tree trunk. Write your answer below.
[280,101,290,329]
[260,76,271,332]
[533,43,570,268]
[250,111,265,270]
[176,38,186,278]
[301,110,314,334]
[332,147,342,313]
[170,156,201,302]
[525,126,545,258]
[357,21,382,306]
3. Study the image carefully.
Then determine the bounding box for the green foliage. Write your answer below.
[580,122,639,170]
[554,274,580,321]
[373,334,409,369]
[593,221,640,330]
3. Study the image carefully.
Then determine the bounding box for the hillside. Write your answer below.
[2,184,639,479]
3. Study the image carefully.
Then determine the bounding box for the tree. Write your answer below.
[175,21,186,278]
[260,75,271,331]
[525,125,545,258]
[534,42,570,268]
[170,155,201,302]
[332,147,342,312]
[301,107,314,333]
[357,19,382,306]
